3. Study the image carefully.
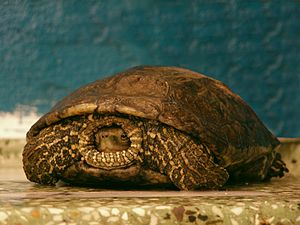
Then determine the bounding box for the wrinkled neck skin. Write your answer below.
[78,114,145,170]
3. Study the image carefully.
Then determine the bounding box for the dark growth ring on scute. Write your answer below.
[23,66,288,190]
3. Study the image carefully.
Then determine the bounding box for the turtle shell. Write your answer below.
[27,66,279,154]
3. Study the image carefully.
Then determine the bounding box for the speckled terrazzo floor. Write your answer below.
[0,177,300,225]
[0,139,299,225]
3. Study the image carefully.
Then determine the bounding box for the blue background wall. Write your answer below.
[1,0,299,137]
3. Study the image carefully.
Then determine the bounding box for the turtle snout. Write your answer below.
[94,127,131,153]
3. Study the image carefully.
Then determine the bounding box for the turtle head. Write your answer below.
[78,116,143,170]
[95,127,131,152]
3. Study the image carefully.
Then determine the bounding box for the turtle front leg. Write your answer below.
[164,140,229,190]
[23,123,81,185]
[145,122,229,190]
[23,142,59,185]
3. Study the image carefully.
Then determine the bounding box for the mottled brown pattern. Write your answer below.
[23,115,228,189]
[23,66,288,190]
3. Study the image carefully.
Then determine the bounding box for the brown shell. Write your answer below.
[27,66,279,152]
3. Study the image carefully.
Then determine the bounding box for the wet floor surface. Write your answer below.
[0,139,299,224]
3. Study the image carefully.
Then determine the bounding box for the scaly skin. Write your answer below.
[23,115,143,185]
[142,120,228,190]
[23,117,83,185]
[23,114,229,190]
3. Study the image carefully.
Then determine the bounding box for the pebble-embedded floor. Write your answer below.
[0,177,299,225]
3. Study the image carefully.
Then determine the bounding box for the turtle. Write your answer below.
[22,66,288,190]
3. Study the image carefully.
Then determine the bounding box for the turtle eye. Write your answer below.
[121,133,128,140]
